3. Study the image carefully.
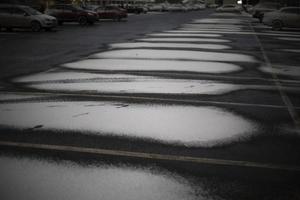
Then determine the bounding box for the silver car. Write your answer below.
[216,4,241,13]
[263,7,300,30]
[0,4,57,32]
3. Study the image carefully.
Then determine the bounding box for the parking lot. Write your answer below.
[0,8,300,200]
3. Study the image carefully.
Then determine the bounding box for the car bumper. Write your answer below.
[262,18,273,26]
[42,20,57,28]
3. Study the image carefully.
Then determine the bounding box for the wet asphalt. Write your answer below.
[0,9,300,200]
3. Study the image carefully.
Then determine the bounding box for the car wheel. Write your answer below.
[78,16,88,25]
[31,21,41,32]
[272,20,283,31]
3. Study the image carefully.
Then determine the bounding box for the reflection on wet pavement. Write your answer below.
[0,101,258,146]
[0,155,207,200]
[1,13,300,200]
[63,59,240,73]
[110,42,231,50]
[137,38,230,43]
[91,49,257,62]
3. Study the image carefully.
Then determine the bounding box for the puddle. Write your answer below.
[91,49,257,62]
[0,101,259,145]
[0,155,209,200]
[137,38,230,43]
[63,59,240,73]
[147,33,223,37]
[259,65,300,77]
[277,37,300,41]
[110,42,231,50]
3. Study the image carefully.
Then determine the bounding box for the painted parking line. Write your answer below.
[277,37,300,41]
[279,49,300,53]
[0,140,299,171]
[250,22,300,128]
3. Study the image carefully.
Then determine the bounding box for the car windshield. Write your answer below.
[72,5,84,11]
[84,5,99,11]
[23,7,42,15]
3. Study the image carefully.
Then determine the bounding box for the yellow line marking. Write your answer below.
[0,140,299,171]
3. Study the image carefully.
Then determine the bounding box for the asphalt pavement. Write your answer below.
[0,9,300,200]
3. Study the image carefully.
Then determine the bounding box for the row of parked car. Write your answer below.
[0,3,129,32]
[213,3,300,31]
[246,2,300,31]
[0,3,206,32]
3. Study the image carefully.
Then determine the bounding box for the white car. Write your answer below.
[251,2,281,22]
[0,4,57,31]
[166,4,187,12]
[216,4,240,13]
[147,4,165,12]
[263,7,300,30]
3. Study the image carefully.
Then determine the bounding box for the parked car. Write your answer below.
[45,4,98,25]
[0,4,57,32]
[125,5,145,14]
[207,4,219,8]
[166,4,187,12]
[216,4,241,13]
[194,3,206,10]
[251,2,281,22]
[84,5,127,21]
[263,7,300,30]
[147,4,166,12]
[244,4,253,13]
